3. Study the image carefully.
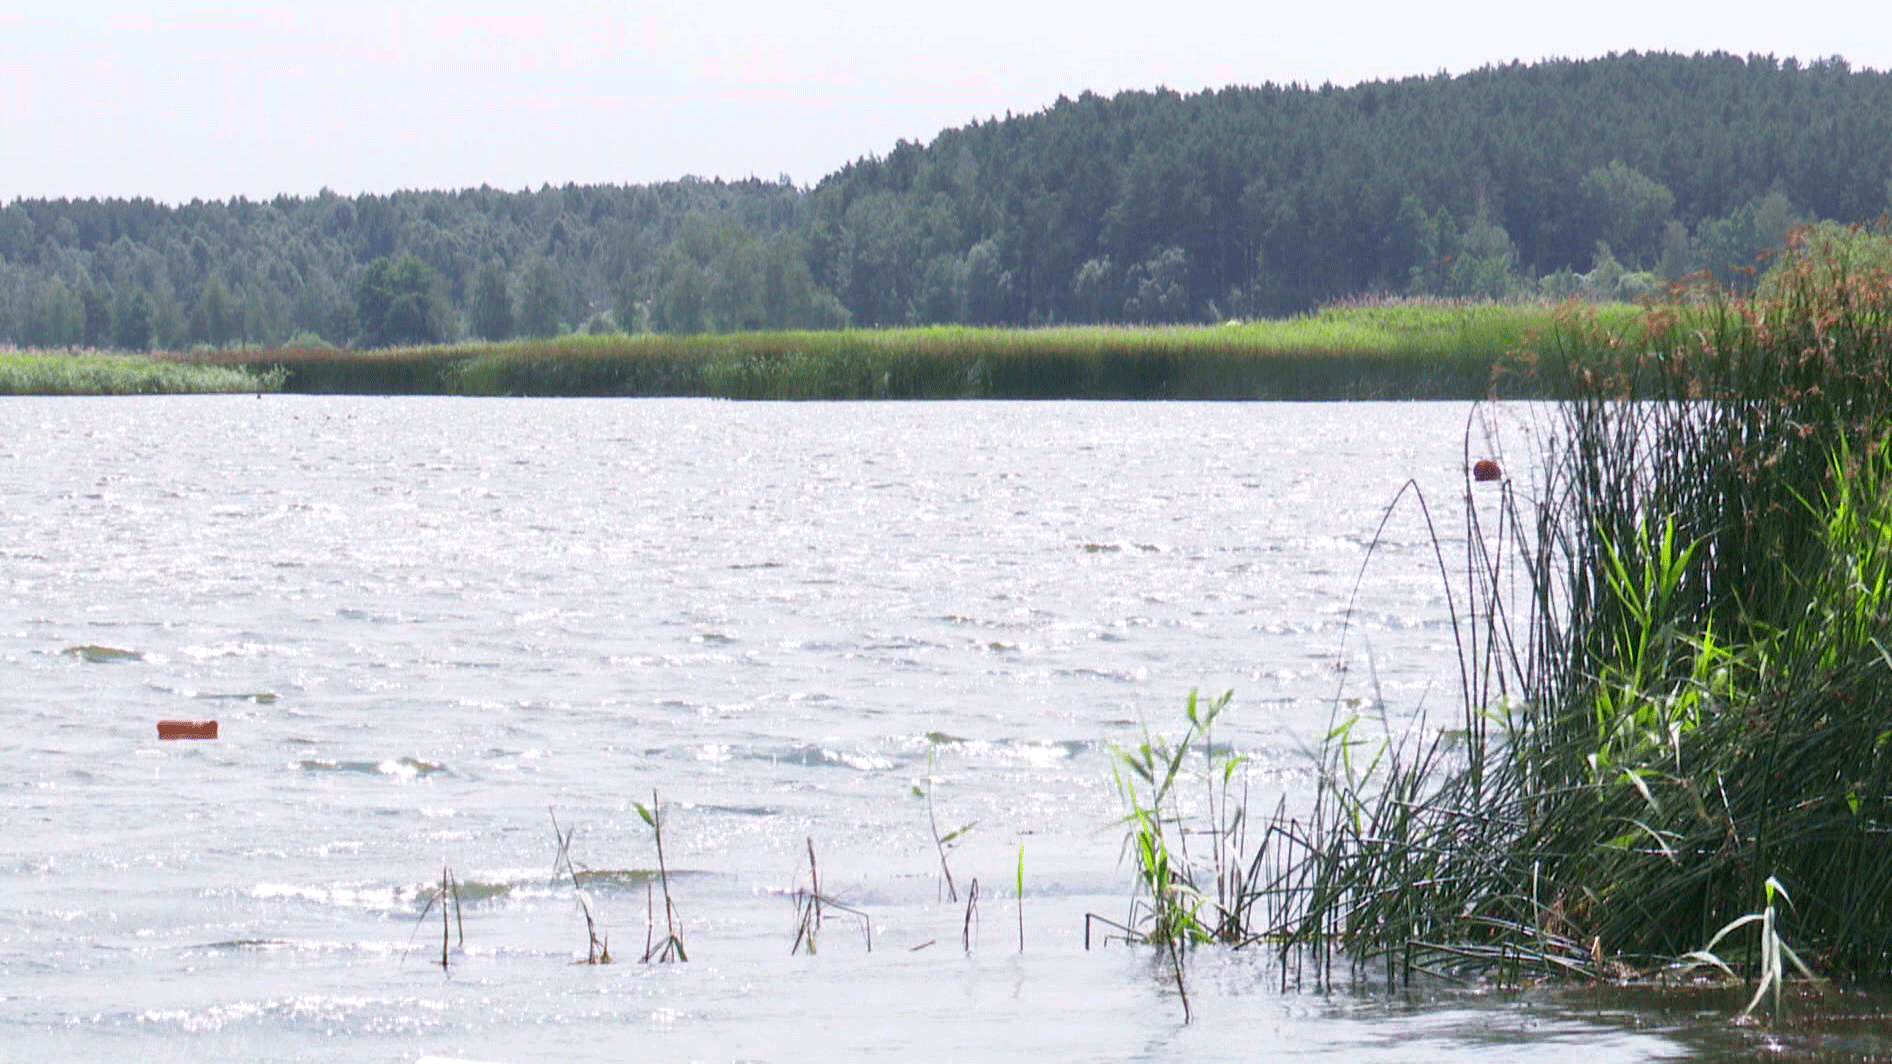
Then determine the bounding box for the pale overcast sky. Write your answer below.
[4,0,1890,204]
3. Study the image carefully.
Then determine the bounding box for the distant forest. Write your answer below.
[3,50,1890,352]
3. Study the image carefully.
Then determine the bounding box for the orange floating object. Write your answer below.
[157,719,219,740]
[1472,459,1503,482]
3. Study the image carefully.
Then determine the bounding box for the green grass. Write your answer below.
[159,301,1629,400]
[0,352,284,395]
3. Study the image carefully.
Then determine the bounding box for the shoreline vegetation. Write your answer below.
[0,300,1638,399]
[1101,224,1892,1016]
[0,351,285,395]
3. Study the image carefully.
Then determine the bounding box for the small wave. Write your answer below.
[137,992,450,1035]
[863,636,947,652]
[187,938,518,960]
[334,607,413,624]
[139,999,265,1034]
[570,868,661,890]
[296,757,446,780]
[179,641,292,661]
[683,802,780,818]
[252,876,519,910]
[772,639,848,652]
[63,644,142,663]
[197,938,298,951]
[1053,665,1148,684]
[438,878,515,904]
[915,734,1093,766]
[251,882,407,910]
[762,744,894,772]
[609,651,744,668]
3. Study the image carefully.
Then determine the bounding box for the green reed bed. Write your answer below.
[1180,226,1892,998]
[180,343,482,395]
[0,351,284,395]
[166,302,1605,399]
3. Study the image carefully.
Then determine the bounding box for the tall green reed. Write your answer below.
[1104,689,1263,950]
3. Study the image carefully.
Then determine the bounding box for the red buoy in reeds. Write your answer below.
[1472,459,1503,483]
[157,719,218,740]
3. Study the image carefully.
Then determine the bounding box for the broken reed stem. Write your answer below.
[791,896,814,956]
[792,836,822,955]
[963,878,980,954]
[1167,931,1193,1024]
[549,808,611,964]
[414,864,462,971]
[441,865,452,970]
[791,837,872,955]
[404,863,464,972]
[791,890,874,954]
[644,881,656,962]
[807,836,823,931]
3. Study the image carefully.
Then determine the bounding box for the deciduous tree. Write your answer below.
[354,255,450,347]
[516,257,563,338]
[470,259,515,341]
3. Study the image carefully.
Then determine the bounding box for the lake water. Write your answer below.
[0,396,1870,1062]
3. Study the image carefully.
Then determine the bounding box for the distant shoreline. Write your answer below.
[4,303,1632,400]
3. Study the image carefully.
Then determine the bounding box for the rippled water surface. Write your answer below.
[0,397,1875,1062]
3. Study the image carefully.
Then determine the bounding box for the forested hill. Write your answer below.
[4,50,1891,352]
[802,51,1892,324]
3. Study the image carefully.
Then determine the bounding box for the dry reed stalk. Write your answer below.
[550,809,611,964]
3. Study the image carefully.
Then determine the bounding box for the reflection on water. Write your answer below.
[2,396,1888,1061]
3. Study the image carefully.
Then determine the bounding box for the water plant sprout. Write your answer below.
[915,740,975,902]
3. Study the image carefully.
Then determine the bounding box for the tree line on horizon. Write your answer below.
[2,50,1890,353]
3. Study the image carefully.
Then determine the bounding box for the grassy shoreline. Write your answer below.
[0,352,285,395]
[2,302,1637,399]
